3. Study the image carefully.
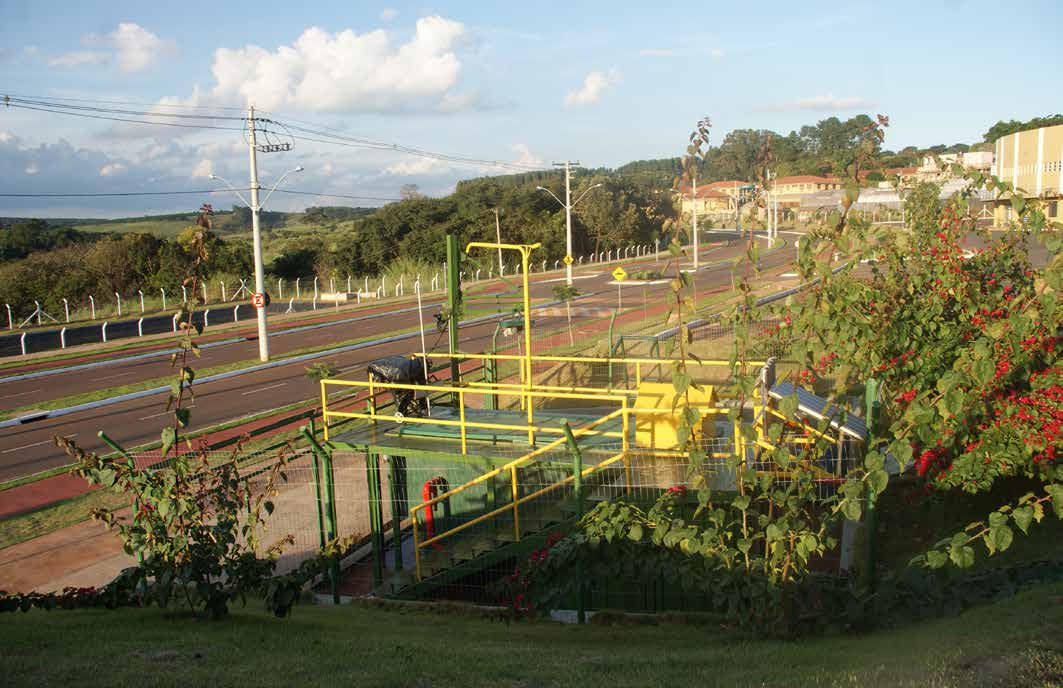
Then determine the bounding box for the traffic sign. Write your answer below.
[563,254,573,266]
[252,292,269,308]
[612,266,628,282]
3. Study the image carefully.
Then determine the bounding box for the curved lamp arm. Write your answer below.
[261,166,304,207]
[571,183,603,209]
[207,173,250,207]
[535,185,566,209]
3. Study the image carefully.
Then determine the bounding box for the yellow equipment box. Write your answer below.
[633,381,718,449]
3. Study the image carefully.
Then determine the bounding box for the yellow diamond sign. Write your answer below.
[563,254,573,265]
[612,266,628,282]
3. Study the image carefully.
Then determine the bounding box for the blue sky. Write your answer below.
[0,0,1060,217]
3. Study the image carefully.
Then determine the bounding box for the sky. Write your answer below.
[0,0,1060,218]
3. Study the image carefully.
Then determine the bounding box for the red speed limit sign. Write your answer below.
[252,292,268,308]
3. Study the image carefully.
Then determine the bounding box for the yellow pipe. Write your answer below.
[511,465,520,541]
[458,389,467,454]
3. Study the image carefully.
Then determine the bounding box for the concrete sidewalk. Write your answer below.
[0,516,133,592]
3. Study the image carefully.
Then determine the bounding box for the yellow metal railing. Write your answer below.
[409,408,627,581]
[319,378,631,452]
[414,352,766,389]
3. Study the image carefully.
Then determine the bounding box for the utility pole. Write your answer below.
[538,163,600,287]
[494,208,504,275]
[691,172,699,270]
[557,160,577,287]
[247,106,270,362]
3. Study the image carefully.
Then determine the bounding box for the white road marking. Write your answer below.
[138,405,195,421]
[92,371,135,382]
[3,433,77,454]
[780,273,798,277]
[241,382,287,396]
[0,388,42,400]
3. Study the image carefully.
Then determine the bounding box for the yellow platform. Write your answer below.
[633,381,718,449]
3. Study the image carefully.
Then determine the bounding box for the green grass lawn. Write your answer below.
[1,583,1061,687]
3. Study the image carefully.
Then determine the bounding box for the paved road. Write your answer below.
[0,234,793,481]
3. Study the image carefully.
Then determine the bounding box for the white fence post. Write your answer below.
[62,298,69,323]
[233,304,240,322]
[202,283,208,303]
[278,278,284,301]
[5,303,11,329]
[138,289,145,313]
[296,278,301,300]
[160,288,167,311]
[312,295,318,311]
[181,286,187,304]
[137,318,144,337]
[172,313,180,332]
[204,309,210,328]
[20,332,27,355]
[60,327,66,349]
[220,280,226,302]
[579,256,584,265]
[313,277,319,300]
[347,274,352,294]
[286,298,295,313]
[554,260,560,270]
[101,321,108,343]
[115,292,122,317]
[475,269,481,281]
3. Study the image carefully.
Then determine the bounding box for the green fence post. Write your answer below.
[303,426,340,603]
[388,455,404,571]
[446,234,462,396]
[300,426,328,550]
[863,378,881,593]
[367,452,385,587]
[561,421,586,625]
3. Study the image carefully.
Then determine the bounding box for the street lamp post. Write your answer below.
[536,175,602,287]
[209,164,302,362]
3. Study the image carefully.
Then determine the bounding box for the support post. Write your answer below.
[446,234,462,390]
[302,426,340,603]
[562,421,587,625]
[388,455,406,571]
[367,452,385,588]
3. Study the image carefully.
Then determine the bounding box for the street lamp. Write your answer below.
[536,183,602,286]
[209,166,303,361]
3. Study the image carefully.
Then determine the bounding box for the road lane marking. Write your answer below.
[92,371,135,382]
[241,382,287,396]
[138,405,195,421]
[2,433,77,454]
[0,388,42,399]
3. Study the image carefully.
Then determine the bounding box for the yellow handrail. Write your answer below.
[410,408,626,580]
[414,351,766,367]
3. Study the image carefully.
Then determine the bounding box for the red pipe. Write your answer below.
[421,476,450,550]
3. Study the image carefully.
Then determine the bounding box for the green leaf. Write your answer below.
[1011,195,1025,215]
[160,426,176,456]
[949,542,975,568]
[926,550,948,569]
[1047,484,1063,519]
[868,469,889,496]
[1012,506,1034,534]
[732,495,751,511]
[264,500,275,516]
[175,407,191,428]
[841,499,862,521]
[988,525,1013,553]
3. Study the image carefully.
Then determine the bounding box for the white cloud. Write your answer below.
[385,156,450,176]
[710,48,724,59]
[763,94,874,112]
[50,23,174,73]
[0,132,13,144]
[638,49,676,57]
[48,50,110,68]
[99,163,126,176]
[510,143,542,168]
[380,8,398,21]
[564,69,621,108]
[191,159,214,178]
[210,16,469,112]
[24,163,39,175]
[108,22,176,73]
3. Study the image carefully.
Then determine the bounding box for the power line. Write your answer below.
[0,91,251,112]
[2,103,246,132]
[275,189,402,202]
[3,96,245,121]
[0,189,252,198]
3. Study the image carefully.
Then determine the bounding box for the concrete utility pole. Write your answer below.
[537,162,601,287]
[247,106,270,362]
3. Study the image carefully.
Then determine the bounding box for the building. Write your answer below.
[677,180,747,220]
[770,175,844,211]
[917,151,994,182]
[991,123,1063,226]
